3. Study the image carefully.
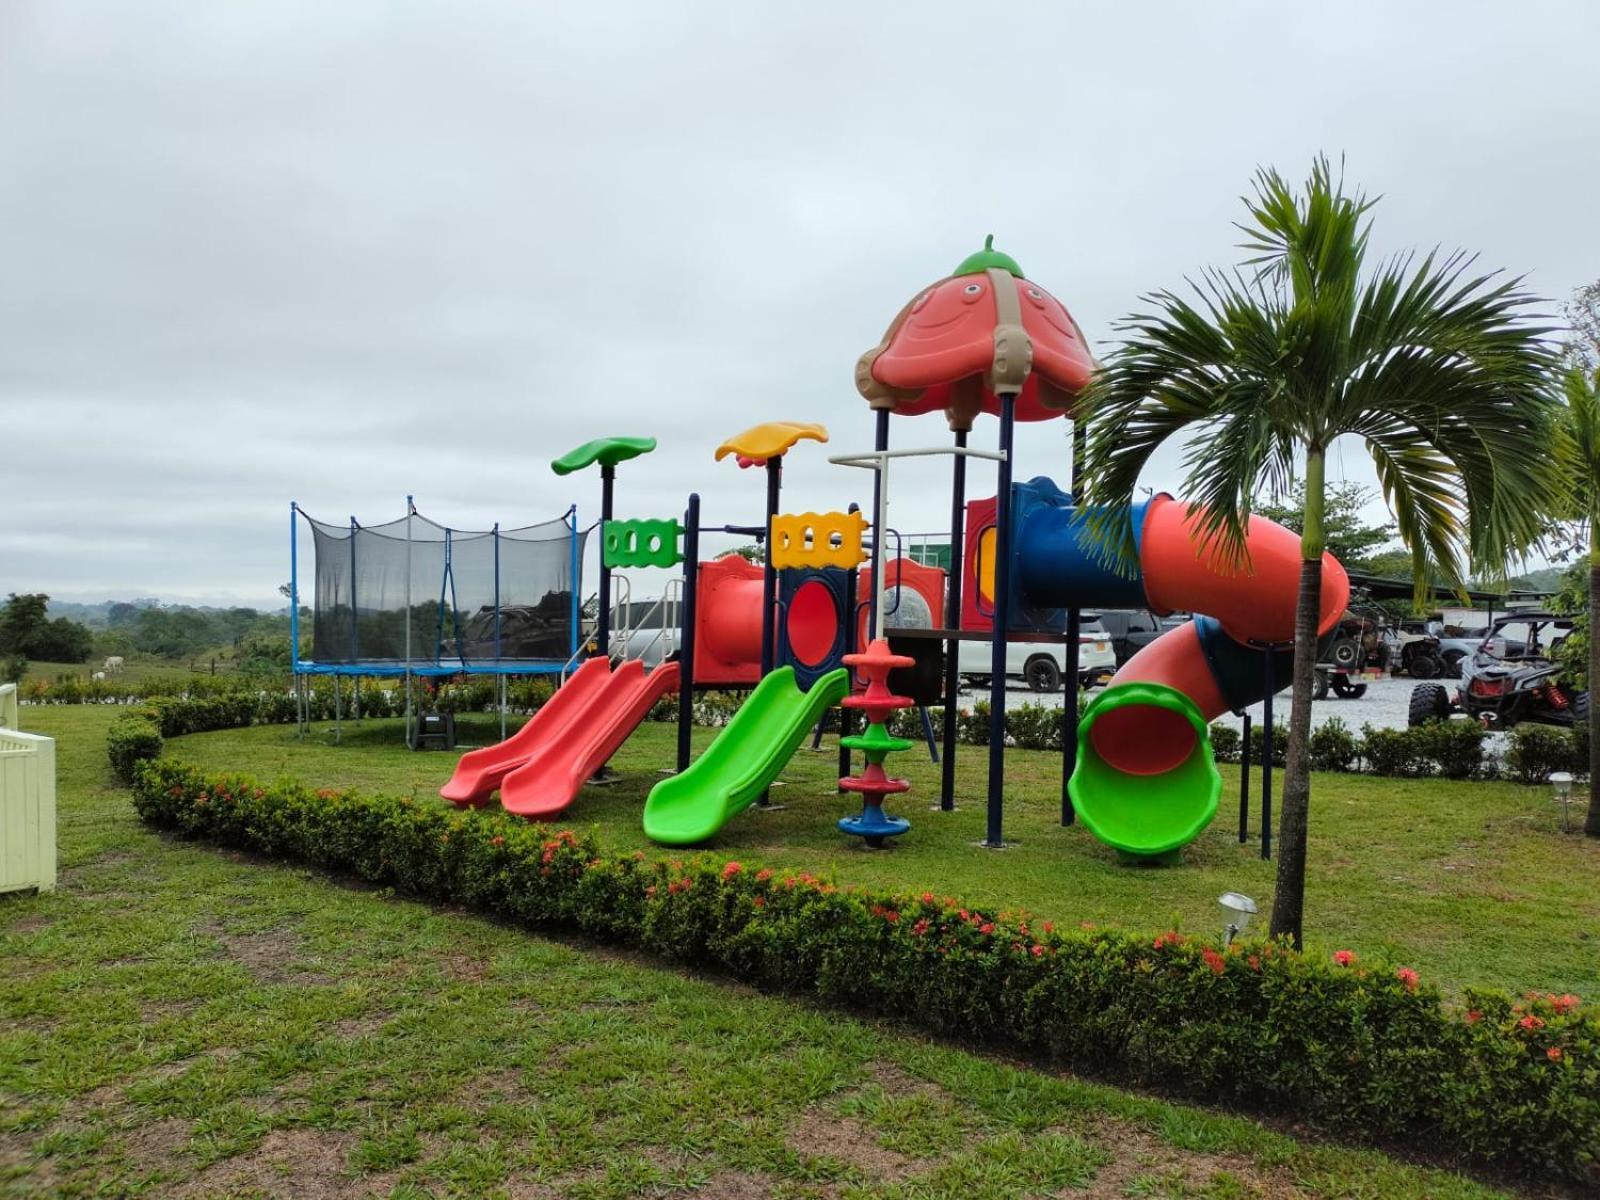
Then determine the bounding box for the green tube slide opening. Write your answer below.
[1067,682,1221,859]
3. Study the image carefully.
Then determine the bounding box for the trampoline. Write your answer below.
[290,499,587,739]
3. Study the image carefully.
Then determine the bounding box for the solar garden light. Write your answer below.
[1218,891,1257,945]
[1550,771,1575,831]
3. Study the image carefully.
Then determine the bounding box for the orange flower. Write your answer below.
[1547,1046,1563,1062]
[1333,950,1355,966]
[1396,967,1419,991]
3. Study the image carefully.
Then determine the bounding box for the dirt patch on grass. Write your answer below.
[866,1060,948,1102]
[200,920,329,986]
[1076,1117,1305,1199]
[3,911,55,934]
[692,1170,780,1197]
[174,1128,382,1198]
[786,1107,914,1181]
[329,1013,389,1040]
[120,1115,193,1174]
[441,950,491,981]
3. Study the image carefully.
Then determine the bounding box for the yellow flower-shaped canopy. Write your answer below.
[714,421,829,466]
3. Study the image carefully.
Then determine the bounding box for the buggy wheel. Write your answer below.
[1408,652,1440,679]
[1333,679,1368,699]
[1314,670,1329,701]
[1574,692,1590,724]
[1409,683,1450,727]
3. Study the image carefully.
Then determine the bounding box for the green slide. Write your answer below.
[643,667,851,845]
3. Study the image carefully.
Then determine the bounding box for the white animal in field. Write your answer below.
[103,656,125,673]
[91,671,107,681]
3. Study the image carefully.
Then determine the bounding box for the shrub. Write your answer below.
[1361,725,1426,777]
[106,711,163,782]
[1006,702,1066,751]
[1506,725,1579,786]
[149,694,258,737]
[128,758,1600,1184]
[1246,721,1287,767]
[1309,717,1360,773]
[1208,723,1241,763]
[1413,720,1488,780]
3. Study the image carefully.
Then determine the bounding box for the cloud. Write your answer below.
[1,0,1595,604]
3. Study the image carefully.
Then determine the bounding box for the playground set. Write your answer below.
[300,238,1350,860]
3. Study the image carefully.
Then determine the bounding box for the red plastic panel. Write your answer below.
[786,578,839,668]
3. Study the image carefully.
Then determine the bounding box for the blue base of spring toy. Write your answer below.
[839,804,910,847]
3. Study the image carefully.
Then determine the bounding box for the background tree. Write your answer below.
[1255,482,1397,570]
[0,593,50,655]
[1081,158,1558,947]
[1553,363,1600,835]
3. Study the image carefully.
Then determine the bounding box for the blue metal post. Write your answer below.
[1261,653,1275,860]
[678,493,700,772]
[984,393,1017,847]
[289,502,300,670]
[761,456,783,674]
[567,504,580,665]
[435,528,451,669]
[598,465,616,658]
[348,516,359,663]
[1062,420,1086,826]
[938,429,967,811]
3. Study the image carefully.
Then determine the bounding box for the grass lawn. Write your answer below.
[0,707,1585,1198]
[160,710,1600,1000]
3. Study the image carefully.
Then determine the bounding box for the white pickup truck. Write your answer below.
[956,623,1117,693]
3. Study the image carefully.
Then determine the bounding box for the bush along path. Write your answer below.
[131,759,1599,1186]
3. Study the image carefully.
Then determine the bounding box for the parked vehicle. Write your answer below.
[958,621,1117,692]
[1409,615,1586,730]
[1390,624,1445,679]
[1090,609,1189,666]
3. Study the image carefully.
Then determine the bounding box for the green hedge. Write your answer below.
[130,758,1598,1184]
[106,710,163,783]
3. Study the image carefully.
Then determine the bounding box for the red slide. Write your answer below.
[500,659,679,819]
[439,657,678,811]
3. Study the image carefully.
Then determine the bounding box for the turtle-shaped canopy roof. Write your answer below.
[855,237,1097,430]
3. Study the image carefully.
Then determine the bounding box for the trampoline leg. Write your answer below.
[334,675,342,745]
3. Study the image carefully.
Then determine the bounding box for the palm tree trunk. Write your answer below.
[1585,528,1600,838]
[1269,451,1326,949]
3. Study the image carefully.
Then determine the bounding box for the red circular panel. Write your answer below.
[787,579,839,667]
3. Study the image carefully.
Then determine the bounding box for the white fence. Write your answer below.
[0,683,57,894]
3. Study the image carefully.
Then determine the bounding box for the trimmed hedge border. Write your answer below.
[130,758,1597,1184]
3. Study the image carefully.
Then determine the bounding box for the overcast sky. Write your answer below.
[2,1,1596,609]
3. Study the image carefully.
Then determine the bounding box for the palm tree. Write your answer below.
[1081,158,1560,947]
[1554,365,1600,836]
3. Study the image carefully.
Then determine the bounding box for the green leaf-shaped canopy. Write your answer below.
[550,436,658,476]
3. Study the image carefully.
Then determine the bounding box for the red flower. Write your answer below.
[979,923,995,936]
[1042,922,1055,934]
[921,892,935,903]
[755,868,773,882]
[1547,1046,1563,1062]
[1030,944,1045,957]
[1396,967,1420,992]
[1520,1014,1546,1031]
[1201,947,1226,975]
[1247,955,1261,972]
[644,886,657,897]
[911,919,931,937]
[1552,993,1580,1014]
[489,835,505,846]
[752,896,765,909]
[1465,1010,1482,1025]
[1333,950,1355,967]
[721,861,743,879]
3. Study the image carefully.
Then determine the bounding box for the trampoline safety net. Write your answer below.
[296,507,584,674]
